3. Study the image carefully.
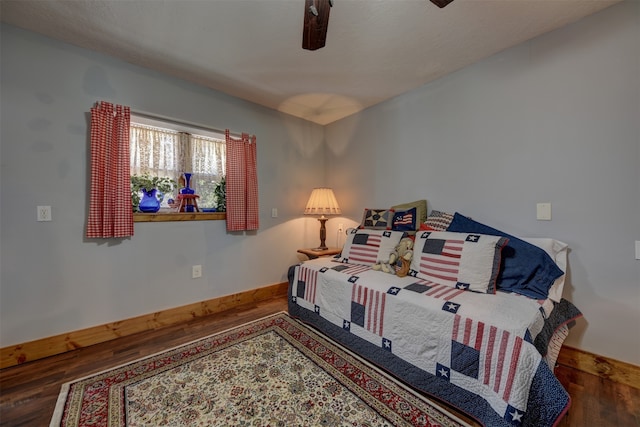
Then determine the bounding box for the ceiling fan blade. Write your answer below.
[430,0,454,8]
[303,0,332,51]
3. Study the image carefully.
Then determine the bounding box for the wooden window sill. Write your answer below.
[133,212,226,222]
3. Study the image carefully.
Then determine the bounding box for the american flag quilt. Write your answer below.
[288,258,582,427]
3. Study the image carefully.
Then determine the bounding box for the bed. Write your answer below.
[288,207,582,427]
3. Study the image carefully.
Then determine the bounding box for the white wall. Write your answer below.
[326,1,639,365]
[0,24,334,346]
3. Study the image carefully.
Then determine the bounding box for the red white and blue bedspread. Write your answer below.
[288,258,582,427]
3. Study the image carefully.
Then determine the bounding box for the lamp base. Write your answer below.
[316,217,328,250]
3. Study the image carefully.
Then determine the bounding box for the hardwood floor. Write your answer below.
[1,296,638,426]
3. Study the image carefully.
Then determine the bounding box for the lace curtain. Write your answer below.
[130,124,183,180]
[189,133,226,208]
[130,123,225,207]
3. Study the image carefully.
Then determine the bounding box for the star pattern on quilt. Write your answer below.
[443,302,461,313]
[511,410,523,422]
[343,320,351,331]
[387,287,401,295]
[465,234,481,243]
[455,282,470,290]
[382,338,392,352]
[348,276,359,283]
[314,305,320,314]
[436,363,450,381]
[505,405,525,426]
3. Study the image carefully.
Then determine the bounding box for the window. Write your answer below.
[130,116,226,214]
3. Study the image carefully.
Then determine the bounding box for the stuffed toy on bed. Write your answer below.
[372,237,414,277]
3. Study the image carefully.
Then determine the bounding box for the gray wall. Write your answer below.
[326,1,639,365]
[1,1,638,366]
[0,24,328,346]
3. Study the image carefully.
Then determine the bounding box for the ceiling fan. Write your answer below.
[302,0,455,51]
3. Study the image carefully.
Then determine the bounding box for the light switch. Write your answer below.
[192,265,202,279]
[271,208,278,218]
[635,241,640,260]
[37,205,52,221]
[536,203,551,221]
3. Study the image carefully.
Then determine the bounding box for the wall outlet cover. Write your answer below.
[536,203,552,221]
[192,265,202,279]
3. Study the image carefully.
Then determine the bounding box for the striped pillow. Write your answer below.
[409,231,508,294]
[424,210,455,231]
[338,229,405,266]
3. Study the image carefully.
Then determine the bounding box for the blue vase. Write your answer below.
[180,172,195,195]
[138,188,162,213]
[179,172,195,212]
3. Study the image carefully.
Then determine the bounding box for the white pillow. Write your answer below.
[521,238,568,302]
[410,230,508,294]
[338,229,405,266]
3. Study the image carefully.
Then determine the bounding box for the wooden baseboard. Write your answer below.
[557,345,640,389]
[0,282,288,369]
[4,286,639,391]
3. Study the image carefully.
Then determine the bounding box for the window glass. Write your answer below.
[130,116,226,210]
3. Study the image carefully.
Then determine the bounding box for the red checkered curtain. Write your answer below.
[225,130,259,231]
[86,101,134,238]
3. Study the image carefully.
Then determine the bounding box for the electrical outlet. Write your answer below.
[37,205,52,222]
[192,265,202,279]
[536,203,551,221]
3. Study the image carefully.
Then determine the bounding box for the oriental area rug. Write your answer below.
[51,312,469,427]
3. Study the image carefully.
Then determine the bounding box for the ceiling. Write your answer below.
[0,0,620,125]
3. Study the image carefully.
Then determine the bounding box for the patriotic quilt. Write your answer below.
[288,257,582,427]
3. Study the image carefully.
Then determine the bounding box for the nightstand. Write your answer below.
[297,247,342,260]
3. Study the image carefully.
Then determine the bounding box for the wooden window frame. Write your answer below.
[133,212,225,222]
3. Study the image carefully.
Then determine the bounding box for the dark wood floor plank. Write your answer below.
[555,363,640,427]
[1,297,638,427]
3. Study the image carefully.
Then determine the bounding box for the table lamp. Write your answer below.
[304,187,341,250]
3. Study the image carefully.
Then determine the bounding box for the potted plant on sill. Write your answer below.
[214,176,226,212]
[131,174,176,213]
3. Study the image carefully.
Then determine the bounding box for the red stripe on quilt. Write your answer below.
[502,336,523,402]
[484,326,497,386]
[494,330,510,394]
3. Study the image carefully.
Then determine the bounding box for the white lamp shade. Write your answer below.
[304,188,341,216]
